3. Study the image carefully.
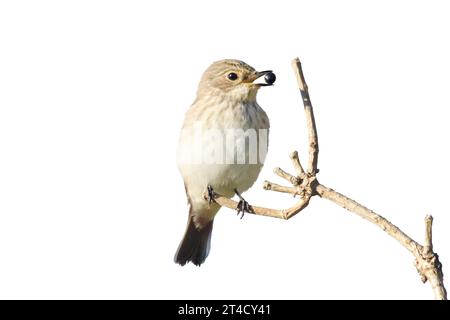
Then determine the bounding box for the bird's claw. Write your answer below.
[237,199,251,219]
[206,185,216,205]
[234,188,251,219]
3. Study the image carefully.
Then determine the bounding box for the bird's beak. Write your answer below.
[248,70,273,86]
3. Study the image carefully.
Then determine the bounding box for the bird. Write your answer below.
[175,59,274,266]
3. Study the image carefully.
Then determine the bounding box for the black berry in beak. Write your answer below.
[264,72,276,85]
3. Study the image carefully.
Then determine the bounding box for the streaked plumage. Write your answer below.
[175,59,271,266]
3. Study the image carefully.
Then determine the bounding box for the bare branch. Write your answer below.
[315,184,446,299]
[273,167,300,185]
[201,56,447,299]
[202,190,309,220]
[417,215,447,300]
[424,215,433,256]
[263,180,298,195]
[289,151,305,177]
[203,191,284,218]
[315,184,422,254]
[292,58,319,174]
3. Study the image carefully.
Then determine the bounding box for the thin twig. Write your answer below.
[289,151,305,177]
[315,184,422,254]
[273,167,300,185]
[292,58,319,174]
[316,185,446,299]
[263,180,298,195]
[203,191,308,220]
[424,215,433,256]
[419,216,446,299]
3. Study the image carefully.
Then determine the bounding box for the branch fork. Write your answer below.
[414,216,446,298]
[202,57,446,299]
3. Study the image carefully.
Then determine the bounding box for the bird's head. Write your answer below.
[197,59,274,102]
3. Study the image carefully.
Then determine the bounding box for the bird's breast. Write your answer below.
[178,98,270,205]
[201,98,270,130]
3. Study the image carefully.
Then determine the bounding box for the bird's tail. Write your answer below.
[174,215,214,266]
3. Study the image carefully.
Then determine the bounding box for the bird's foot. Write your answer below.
[206,185,216,205]
[234,188,251,219]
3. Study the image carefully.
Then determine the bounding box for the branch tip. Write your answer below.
[289,150,305,176]
[424,215,434,256]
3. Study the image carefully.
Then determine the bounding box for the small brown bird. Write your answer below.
[175,59,274,266]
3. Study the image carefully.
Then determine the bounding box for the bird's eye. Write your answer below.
[227,72,238,81]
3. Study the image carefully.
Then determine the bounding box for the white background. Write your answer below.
[1,0,449,299]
